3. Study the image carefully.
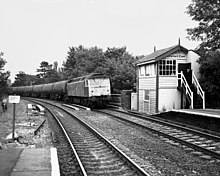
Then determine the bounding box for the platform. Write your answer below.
[172,108,220,118]
[0,148,60,176]
[157,108,220,134]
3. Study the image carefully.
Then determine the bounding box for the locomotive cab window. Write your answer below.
[88,78,110,86]
[89,79,99,86]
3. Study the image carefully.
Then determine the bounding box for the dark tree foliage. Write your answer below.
[186,0,220,107]
[0,52,10,98]
[44,69,61,83]
[35,61,61,84]
[36,61,52,79]
[63,46,137,93]
[103,47,137,92]
[13,60,62,86]
[63,46,106,78]
[104,47,127,60]
[199,51,220,107]
[186,0,220,55]
[12,71,36,86]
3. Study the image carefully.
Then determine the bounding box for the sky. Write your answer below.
[0,0,199,82]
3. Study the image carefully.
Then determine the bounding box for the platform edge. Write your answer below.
[51,148,60,176]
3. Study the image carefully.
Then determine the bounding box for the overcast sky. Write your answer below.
[1,0,199,82]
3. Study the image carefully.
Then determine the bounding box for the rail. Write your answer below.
[34,98,150,175]
[177,71,193,109]
[99,109,220,160]
[192,71,205,109]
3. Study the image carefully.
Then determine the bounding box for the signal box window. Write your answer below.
[140,66,145,76]
[144,90,149,101]
[159,60,176,76]
[145,64,155,76]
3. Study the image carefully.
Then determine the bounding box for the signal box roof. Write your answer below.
[135,44,188,66]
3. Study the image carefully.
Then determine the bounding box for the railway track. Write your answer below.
[31,99,150,176]
[96,109,220,161]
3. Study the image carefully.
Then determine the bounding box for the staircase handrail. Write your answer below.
[177,71,194,109]
[192,71,205,109]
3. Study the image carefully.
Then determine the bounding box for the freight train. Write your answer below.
[10,73,111,108]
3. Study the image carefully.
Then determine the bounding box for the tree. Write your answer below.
[199,51,220,107]
[0,52,10,98]
[103,47,137,92]
[63,45,137,92]
[44,69,61,83]
[36,61,52,79]
[63,46,105,78]
[186,0,220,107]
[12,71,36,87]
[53,61,58,72]
[12,61,62,86]
[186,0,220,55]
[0,52,6,70]
[104,47,127,60]
[36,61,61,84]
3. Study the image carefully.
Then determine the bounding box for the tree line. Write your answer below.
[11,46,138,93]
[1,0,220,107]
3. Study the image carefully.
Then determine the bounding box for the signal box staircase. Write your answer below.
[177,71,205,109]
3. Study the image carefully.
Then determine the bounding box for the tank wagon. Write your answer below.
[10,73,111,108]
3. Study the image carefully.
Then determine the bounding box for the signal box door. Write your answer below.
[178,63,192,85]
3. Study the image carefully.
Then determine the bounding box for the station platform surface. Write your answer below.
[172,108,220,118]
[0,148,60,176]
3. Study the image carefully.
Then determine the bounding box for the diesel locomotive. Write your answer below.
[10,73,111,108]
